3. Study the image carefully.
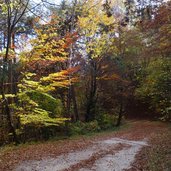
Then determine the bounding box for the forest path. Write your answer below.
[15,138,147,171]
[0,120,170,171]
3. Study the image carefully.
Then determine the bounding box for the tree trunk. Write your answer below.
[66,85,71,119]
[1,20,19,145]
[71,85,79,121]
[85,59,97,122]
[116,95,123,127]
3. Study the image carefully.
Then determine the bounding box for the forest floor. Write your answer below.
[0,120,171,171]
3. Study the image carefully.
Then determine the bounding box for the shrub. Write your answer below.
[68,121,100,135]
[27,90,63,117]
[96,112,117,130]
[82,120,100,133]
[68,121,83,135]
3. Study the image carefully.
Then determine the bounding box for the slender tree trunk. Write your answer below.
[8,60,13,94]
[116,94,123,127]
[85,59,97,122]
[11,32,18,105]
[71,85,79,121]
[66,87,71,118]
[1,22,19,145]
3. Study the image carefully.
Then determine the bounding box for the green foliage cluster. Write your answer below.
[19,109,66,127]
[136,58,171,120]
[96,112,118,130]
[15,73,67,129]
[68,112,118,136]
[68,120,100,135]
[27,90,63,117]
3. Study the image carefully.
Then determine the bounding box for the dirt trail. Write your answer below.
[15,138,147,171]
[0,120,170,171]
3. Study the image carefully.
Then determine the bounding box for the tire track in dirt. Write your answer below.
[14,138,147,171]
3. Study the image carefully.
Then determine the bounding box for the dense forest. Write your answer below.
[0,0,170,145]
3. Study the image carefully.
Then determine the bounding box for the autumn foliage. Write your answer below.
[0,0,170,144]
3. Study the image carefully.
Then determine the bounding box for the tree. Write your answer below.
[134,1,171,120]
[77,0,115,121]
[0,0,29,144]
[16,20,77,132]
[124,0,164,25]
[136,58,171,120]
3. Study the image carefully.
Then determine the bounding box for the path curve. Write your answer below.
[0,120,169,171]
[15,138,148,171]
